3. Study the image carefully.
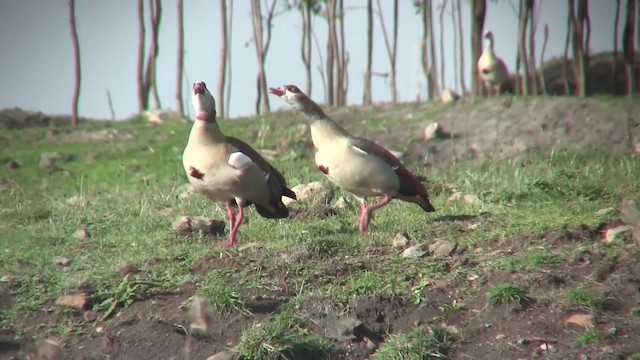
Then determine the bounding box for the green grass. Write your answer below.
[573,328,606,346]
[564,287,602,312]
[0,102,639,356]
[487,283,529,306]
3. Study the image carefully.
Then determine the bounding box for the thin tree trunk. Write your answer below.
[217,0,228,119]
[439,0,447,91]
[451,0,459,92]
[337,0,347,105]
[456,0,466,93]
[614,0,621,80]
[563,2,572,95]
[300,0,313,96]
[623,0,637,95]
[105,89,115,120]
[363,0,373,105]
[471,0,486,96]
[527,0,537,94]
[569,0,586,96]
[540,24,549,94]
[144,0,162,110]
[326,0,337,106]
[517,0,530,96]
[375,0,399,102]
[225,0,234,118]
[137,0,146,112]
[176,0,184,117]
[428,0,439,97]
[420,1,429,98]
[582,0,591,79]
[67,0,81,126]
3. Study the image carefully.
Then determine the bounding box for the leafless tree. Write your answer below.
[217,0,229,119]
[428,0,439,97]
[337,0,348,106]
[527,0,538,94]
[67,0,81,126]
[563,2,572,94]
[375,0,399,102]
[105,89,115,120]
[614,0,621,79]
[326,0,337,105]
[439,0,447,91]
[144,0,162,109]
[363,0,373,105]
[225,0,234,119]
[251,0,277,114]
[419,0,438,99]
[623,0,637,95]
[176,0,185,117]
[539,24,549,94]
[516,0,530,95]
[299,0,314,96]
[137,0,146,112]
[456,0,466,93]
[471,0,486,96]
[568,0,588,97]
[450,0,459,92]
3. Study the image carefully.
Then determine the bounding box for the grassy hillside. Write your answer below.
[1,97,640,359]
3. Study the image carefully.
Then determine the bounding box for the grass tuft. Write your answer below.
[494,250,559,270]
[487,283,529,306]
[196,272,246,313]
[573,328,605,346]
[374,326,455,360]
[564,287,601,312]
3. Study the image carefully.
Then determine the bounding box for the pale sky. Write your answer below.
[0,1,622,120]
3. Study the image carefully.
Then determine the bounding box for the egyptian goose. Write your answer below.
[477,31,509,96]
[269,85,435,233]
[183,81,296,247]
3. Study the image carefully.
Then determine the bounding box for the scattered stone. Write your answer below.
[56,294,89,310]
[206,350,242,360]
[440,88,461,104]
[173,216,225,236]
[36,338,62,360]
[143,109,181,124]
[67,195,86,206]
[496,334,506,340]
[5,160,19,170]
[321,313,362,341]
[448,192,462,202]
[1,274,15,283]
[190,296,213,332]
[75,228,91,240]
[564,313,593,329]
[620,198,640,226]
[402,243,429,258]
[603,225,633,244]
[428,240,458,257]
[176,183,195,200]
[283,181,334,207]
[53,256,72,267]
[393,231,411,248]
[423,122,442,141]
[463,194,482,206]
[539,342,550,351]
[84,310,98,322]
[40,152,61,171]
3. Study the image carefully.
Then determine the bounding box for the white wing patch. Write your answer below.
[351,145,368,155]
[228,152,253,170]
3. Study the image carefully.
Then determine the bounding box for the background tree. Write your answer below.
[299,0,314,96]
[563,1,572,94]
[419,0,438,100]
[527,0,538,94]
[623,0,637,95]
[471,0,486,96]
[144,0,162,110]
[176,0,185,117]
[337,0,347,106]
[568,0,588,97]
[217,0,229,119]
[614,0,621,79]
[363,0,373,105]
[67,0,81,126]
[250,0,277,115]
[515,0,531,95]
[539,24,549,94]
[137,0,146,112]
[439,0,447,91]
[456,0,466,93]
[325,0,337,105]
[225,0,234,120]
[375,0,399,102]
[428,0,439,97]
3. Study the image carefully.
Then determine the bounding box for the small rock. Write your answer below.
[67,195,86,206]
[190,297,213,332]
[56,294,89,310]
[402,243,429,258]
[423,122,442,141]
[448,192,462,202]
[75,228,91,240]
[463,194,482,206]
[496,334,506,340]
[564,313,593,329]
[428,240,458,257]
[53,256,72,267]
[143,109,181,124]
[40,152,63,171]
[321,313,362,341]
[539,342,549,351]
[36,338,62,360]
[1,274,15,283]
[84,310,98,322]
[206,350,242,360]
[440,88,460,104]
[173,216,225,236]
[284,181,334,206]
[176,183,195,200]
[620,198,640,226]
[5,160,19,170]
[393,231,411,248]
[603,225,633,244]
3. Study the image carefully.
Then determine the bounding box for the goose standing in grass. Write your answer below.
[269,85,435,233]
[477,31,510,96]
[182,81,296,247]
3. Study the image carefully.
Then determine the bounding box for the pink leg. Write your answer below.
[220,201,243,247]
[358,200,369,233]
[359,194,392,233]
[226,202,236,231]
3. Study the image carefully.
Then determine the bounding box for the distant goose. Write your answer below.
[477,31,510,95]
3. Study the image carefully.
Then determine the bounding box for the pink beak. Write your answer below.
[268,87,284,96]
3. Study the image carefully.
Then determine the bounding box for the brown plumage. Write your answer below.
[269,84,435,233]
[183,81,296,247]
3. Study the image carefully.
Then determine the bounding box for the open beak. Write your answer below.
[193,83,205,95]
[268,87,284,97]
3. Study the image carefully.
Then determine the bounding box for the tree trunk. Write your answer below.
[300,0,313,96]
[326,0,337,106]
[250,0,275,114]
[217,0,229,119]
[363,0,373,105]
[451,0,459,92]
[439,0,447,91]
[137,0,146,112]
[575,0,589,95]
[517,0,530,96]
[569,0,586,97]
[540,24,549,94]
[581,0,591,78]
[614,0,621,80]
[67,0,81,126]
[623,0,637,95]
[225,0,234,119]
[563,2,572,95]
[527,0,537,94]
[457,0,466,93]
[428,0,439,97]
[144,0,162,110]
[375,0,399,103]
[176,0,185,117]
[471,0,486,96]
[105,89,115,120]
[337,0,347,106]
